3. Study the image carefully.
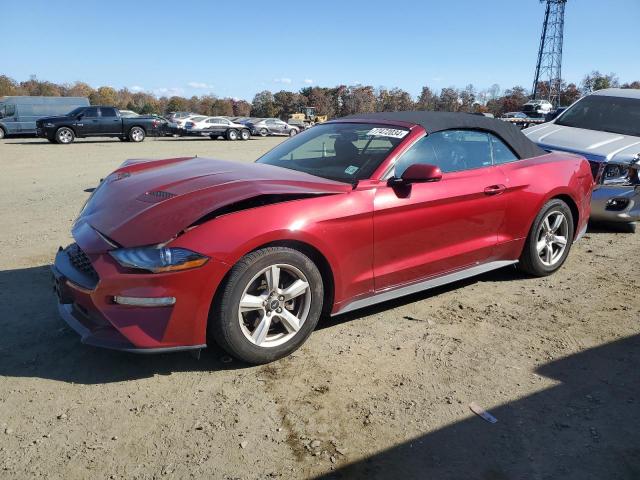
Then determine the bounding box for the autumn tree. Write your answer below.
[437,87,460,112]
[376,87,413,112]
[581,71,619,94]
[251,90,278,117]
[416,86,436,111]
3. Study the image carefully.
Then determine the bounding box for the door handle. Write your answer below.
[484,184,506,195]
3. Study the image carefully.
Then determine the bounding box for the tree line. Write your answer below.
[1,72,638,120]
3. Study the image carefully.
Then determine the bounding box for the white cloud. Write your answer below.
[303,79,314,85]
[274,77,292,84]
[187,81,215,89]
[153,87,185,97]
[129,85,144,92]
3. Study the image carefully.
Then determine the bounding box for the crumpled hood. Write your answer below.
[523,123,640,163]
[75,156,351,247]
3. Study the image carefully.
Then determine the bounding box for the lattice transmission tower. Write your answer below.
[532,0,567,107]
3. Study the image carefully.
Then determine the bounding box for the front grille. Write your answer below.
[66,243,98,281]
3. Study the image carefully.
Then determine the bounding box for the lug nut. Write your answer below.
[277,308,282,313]
[278,296,284,301]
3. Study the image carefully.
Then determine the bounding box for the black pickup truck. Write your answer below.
[36,106,166,144]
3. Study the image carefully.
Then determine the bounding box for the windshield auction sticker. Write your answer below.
[366,127,409,139]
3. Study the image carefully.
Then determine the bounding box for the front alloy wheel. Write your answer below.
[56,127,75,144]
[209,247,323,364]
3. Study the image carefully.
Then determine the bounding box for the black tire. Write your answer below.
[55,127,75,144]
[0,128,5,140]
[129,126,145,142]
[519,199,574,276]
[226,129,238,141]
[259,128,268,137]
[289,128,298,137]
[240,129,250,141]
[209,247,324,364]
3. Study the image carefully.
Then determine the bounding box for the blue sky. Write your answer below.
[4,0,639,100]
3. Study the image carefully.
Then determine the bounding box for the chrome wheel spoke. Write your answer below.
[265,265,281,291]
[544,245,553,264]
[550,214,564,233]
[536,239,547,253]
[552,235,567,246]
[251,314,271,346]
[281,279,309,301]
[277,309,302,333]
[543,217,551,233]
[240,294,265,312]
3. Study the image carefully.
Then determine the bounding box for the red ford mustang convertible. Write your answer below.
[52,112,593,363]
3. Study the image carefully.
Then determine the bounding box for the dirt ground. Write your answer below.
[0,136,639,480]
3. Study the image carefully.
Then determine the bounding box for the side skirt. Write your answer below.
[333,260,518,316]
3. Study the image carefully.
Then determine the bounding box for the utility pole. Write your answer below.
[532,0,567,107]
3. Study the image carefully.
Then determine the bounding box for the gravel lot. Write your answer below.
[0,136,639,479]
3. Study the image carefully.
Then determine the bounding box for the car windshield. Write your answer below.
[555,95,640,137]
[256,122,408,184]
[66,107,85,116]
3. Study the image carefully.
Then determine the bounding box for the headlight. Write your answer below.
[602,163,631,185]
[110,246,208,273]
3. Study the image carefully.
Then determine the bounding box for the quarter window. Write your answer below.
[490,134,518,164]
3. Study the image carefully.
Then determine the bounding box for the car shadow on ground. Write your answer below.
[316,333,640,480]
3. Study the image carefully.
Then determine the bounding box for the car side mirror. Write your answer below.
[388,164,443,186]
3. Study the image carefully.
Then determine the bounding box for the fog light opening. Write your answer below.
[113,296,176,307]
[605,198,630,211]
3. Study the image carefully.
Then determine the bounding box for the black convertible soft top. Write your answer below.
[341,111,546,160]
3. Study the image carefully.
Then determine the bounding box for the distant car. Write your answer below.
[0,96,89,138]
[166,111,194,123]
[36,106,166,144]
[522,99,553,117]
[118,110,139,118]
[244,118,300,137]
[524,88,640,232]
[185,116,251,141]
[502,112,528,119]
[175,115,206,129]
[52,112,592,363]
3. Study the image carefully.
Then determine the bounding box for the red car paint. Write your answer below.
[52,119,592,352]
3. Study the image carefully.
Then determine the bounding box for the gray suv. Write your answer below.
[524,88,640,232]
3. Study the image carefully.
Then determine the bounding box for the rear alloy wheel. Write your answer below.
[240,129,250,141]
[226,129,238,141]
[0,128,5,140]
[259,128,268,137]
[55,127,75,144]
[210,247,324,364]
[129,126,145,142]
[289,128,298,137]
[519,199,574,276]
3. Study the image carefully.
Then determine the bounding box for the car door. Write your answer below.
[265,118,280,134]
[373,129,507,291]
[98,107,121,134]
[76,107,100,135]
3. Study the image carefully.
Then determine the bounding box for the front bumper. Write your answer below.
[590,184,640,223]
[51,225,225,353]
